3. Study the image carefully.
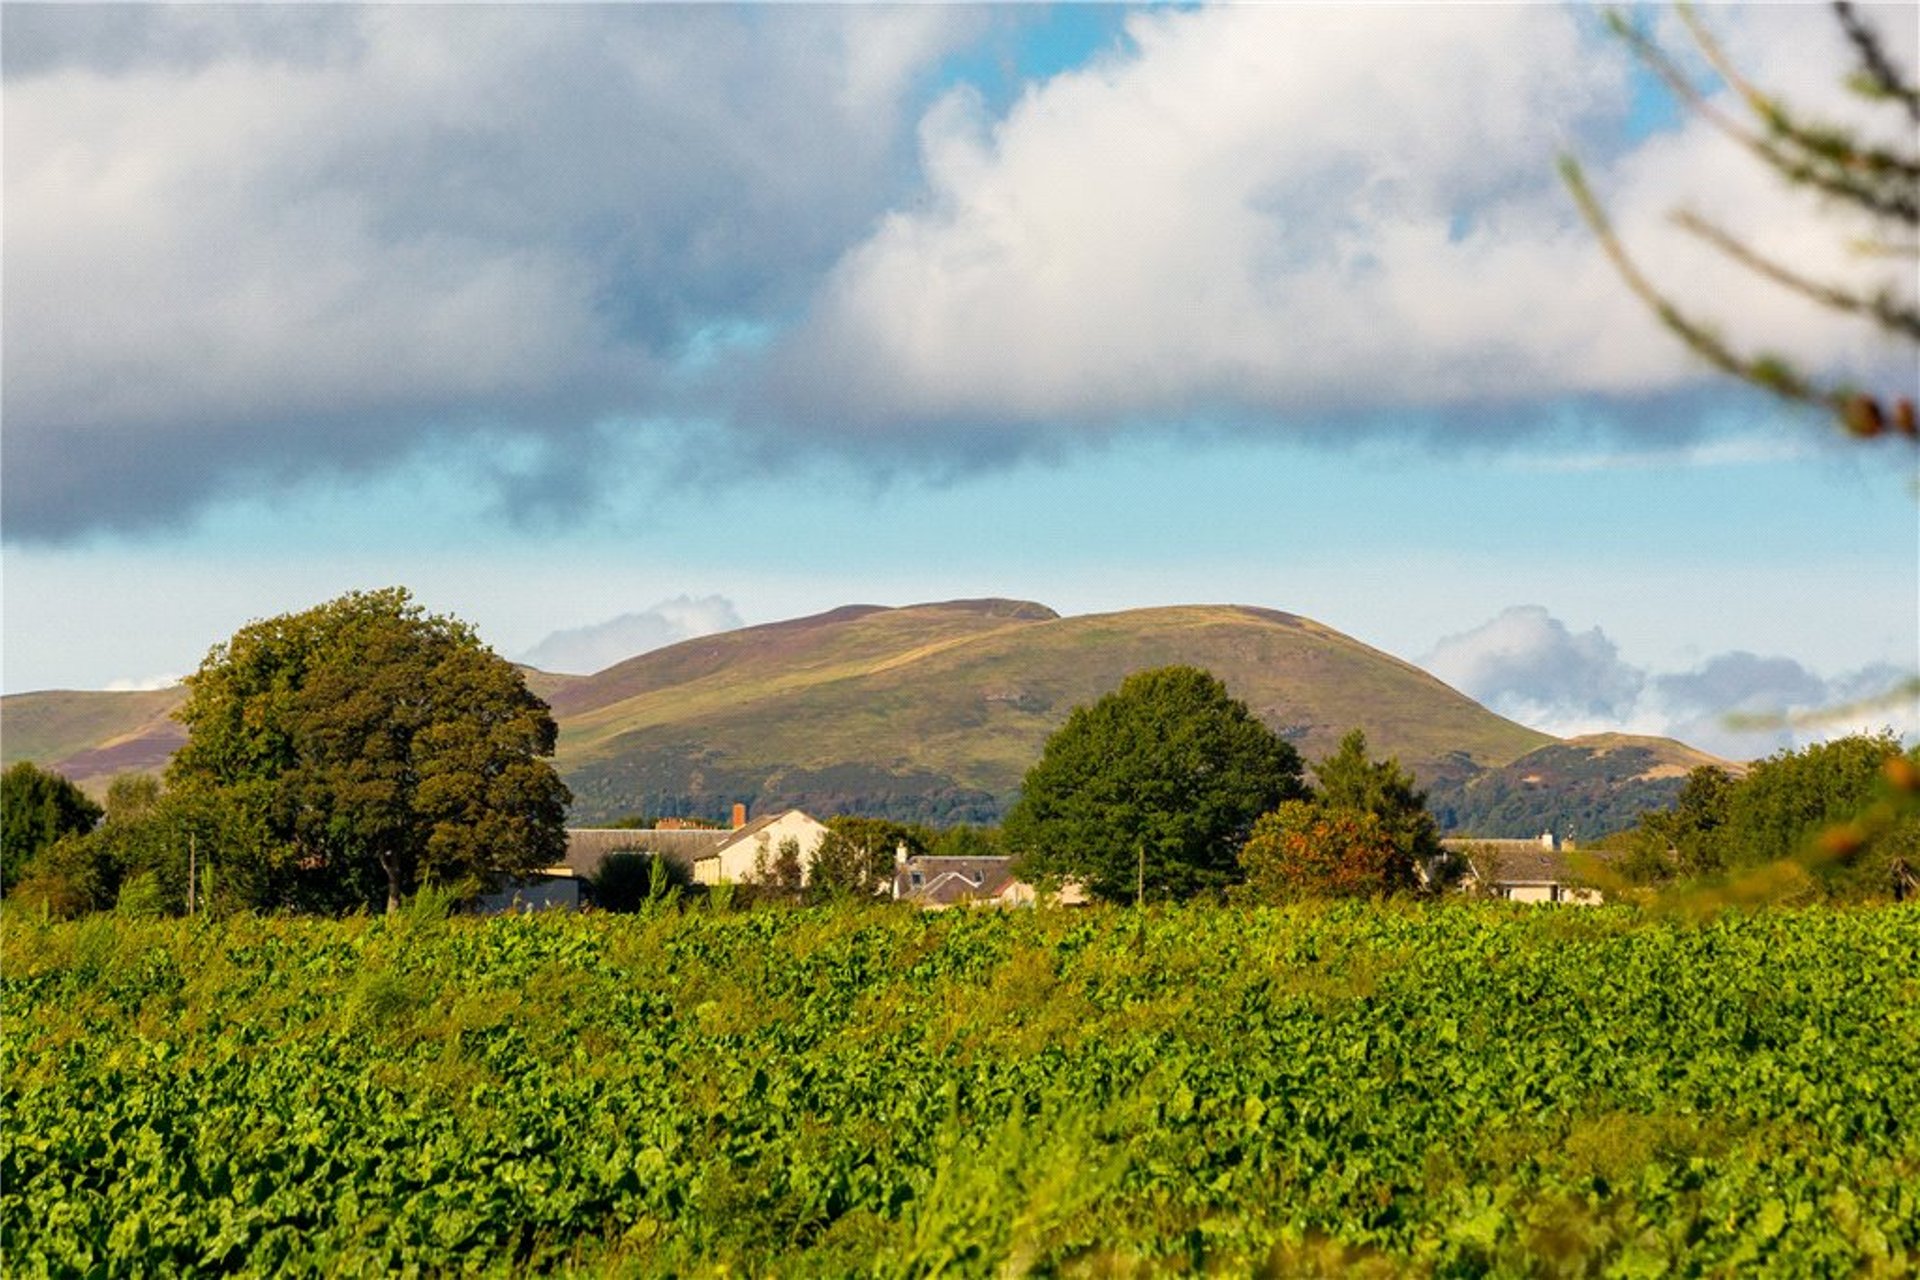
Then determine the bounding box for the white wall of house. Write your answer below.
[693,811,830,885]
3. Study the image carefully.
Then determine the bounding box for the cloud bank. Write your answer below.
[6,4,1912,539]
[517,596,744,675]
[1425,606,1920,759]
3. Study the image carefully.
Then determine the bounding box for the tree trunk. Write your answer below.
[382,852,402,915]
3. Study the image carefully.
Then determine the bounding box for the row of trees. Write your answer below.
[5,660,1451,916]
[1607,731,1919,899]
[10,595,1906,917]
[1003,666,1452,905]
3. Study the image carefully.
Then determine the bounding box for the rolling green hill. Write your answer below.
[549,599,1555,824]
[3,599,1725,831]
[0,688,188,792]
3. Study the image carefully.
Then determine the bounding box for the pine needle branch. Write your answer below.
[1670,209,1920,341]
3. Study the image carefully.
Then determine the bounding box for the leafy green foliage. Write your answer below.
[1620,765,1738,882]
[929,824,1002,861]
[8,775,288,919]
[810,816,930,899]
[1313,730,1451,883]
[1004,666,1307,902]
[1618,735,1919,898]
[589,851,690,912]
[169,588,570,913]
[1,761,102,891]
[4,905,1916,1274]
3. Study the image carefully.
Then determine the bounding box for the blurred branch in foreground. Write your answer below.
[1562,2,1919,442]
[1721,674,1920,733]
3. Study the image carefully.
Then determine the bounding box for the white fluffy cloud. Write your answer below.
[1424,606,1646,728]
[6,5,1912,538]
[1423,607,1919,759]
[518,596,743,675]
[772,4,1912,436]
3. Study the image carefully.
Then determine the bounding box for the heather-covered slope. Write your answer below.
[551,599,1554,824]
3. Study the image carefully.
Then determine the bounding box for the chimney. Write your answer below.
[732,802,748,830]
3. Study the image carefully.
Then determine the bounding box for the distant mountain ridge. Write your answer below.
[1,598,1728,834]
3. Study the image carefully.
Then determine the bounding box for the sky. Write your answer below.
[3,2,1916,761]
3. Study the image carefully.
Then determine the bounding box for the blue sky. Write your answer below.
[3,3,1915,760]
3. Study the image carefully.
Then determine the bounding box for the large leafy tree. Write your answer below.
[170,588,570,913]
[1617,734,1918,898]
[1618,764,1737,883]
[1,761,103,893]
[1004,665,1306,903]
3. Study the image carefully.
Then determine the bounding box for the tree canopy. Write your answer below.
[1003,665,1306,903]
[808,815,929,899]
[1313,729,1451,884]
[1,761,102,892]
[169,588,571,913]
[1617,733,1918,899]
[1237,801,1416,904]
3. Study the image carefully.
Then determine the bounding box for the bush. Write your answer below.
[1237,801,1417,903]
[591,851,688,912]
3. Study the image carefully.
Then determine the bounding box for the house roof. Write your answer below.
[556,827,730,878]
[559,810,829,878]
[894,855,1017,905]
[706,811,829,860]
[1446,841,1605,887]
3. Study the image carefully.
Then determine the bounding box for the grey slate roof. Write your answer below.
[557,828,730,878]
[894,855,1017,905]
[1442,838,1597,886]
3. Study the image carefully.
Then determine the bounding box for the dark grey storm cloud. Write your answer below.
[2,4,979,539]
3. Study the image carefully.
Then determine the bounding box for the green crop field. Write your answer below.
[5,902,1916,1275]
